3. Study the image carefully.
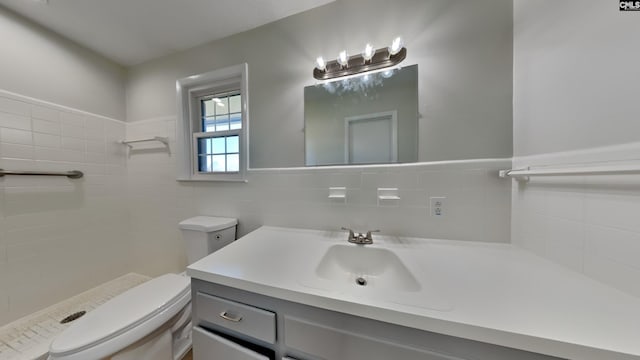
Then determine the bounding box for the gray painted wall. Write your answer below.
[0,6,126,119]
[513,0,640,156]
[126,0,513,168]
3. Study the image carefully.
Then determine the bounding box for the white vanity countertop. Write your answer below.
[187,226,640,360]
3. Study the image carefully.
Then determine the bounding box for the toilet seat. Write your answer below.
[49,273,191,360]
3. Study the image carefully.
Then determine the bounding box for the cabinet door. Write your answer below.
[193,327,269,360]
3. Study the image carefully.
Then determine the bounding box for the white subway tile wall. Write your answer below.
[512,142,640,298]
[125,118,512,277]
[0,91,129,326]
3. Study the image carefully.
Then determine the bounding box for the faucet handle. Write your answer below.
[341,227,362,243]
[365,229,380,240]
[341,227,355,238]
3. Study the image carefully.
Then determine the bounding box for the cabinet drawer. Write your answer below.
[193,327,269,360]
[284,316,461,360]
[196,292,276,344]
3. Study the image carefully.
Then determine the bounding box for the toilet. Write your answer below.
[48,216,238,360]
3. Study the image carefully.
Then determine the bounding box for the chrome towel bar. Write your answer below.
[0,169,84,179]
[499,164,640,181]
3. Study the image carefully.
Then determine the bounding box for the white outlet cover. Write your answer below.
[430,196,446,217]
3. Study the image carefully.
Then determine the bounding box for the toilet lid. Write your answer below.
[49,273,190,356]
[179,216,237,232]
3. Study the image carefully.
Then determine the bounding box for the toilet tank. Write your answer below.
[179,216,238,264]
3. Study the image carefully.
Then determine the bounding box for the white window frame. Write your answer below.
[176,63,249,182]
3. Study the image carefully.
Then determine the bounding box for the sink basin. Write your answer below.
[314,244,421,292]
[299,243,451,311]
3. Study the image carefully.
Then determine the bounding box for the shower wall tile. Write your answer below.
[0,112,31,131]
[0,128,32,146]
[31,105,59,122]
[62,137,87,152]
[0,143,33,160]
[33,133,61,148]
[0,97,30,117]
[0,90,130,326]
[61,123,84,139]
[32,118,61,135]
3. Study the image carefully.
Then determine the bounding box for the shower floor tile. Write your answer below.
[0,273,150,360]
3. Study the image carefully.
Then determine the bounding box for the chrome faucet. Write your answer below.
[341,227,380,245]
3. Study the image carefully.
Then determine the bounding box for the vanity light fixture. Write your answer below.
[313,38,407,80]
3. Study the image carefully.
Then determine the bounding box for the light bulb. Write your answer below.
[337,50,348,67]
[389,37,404,56]
[316,56,326,71]
[362,43,374,62]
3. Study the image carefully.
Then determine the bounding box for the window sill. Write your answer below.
[177,177,248,183]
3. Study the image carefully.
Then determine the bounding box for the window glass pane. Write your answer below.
[229,113,242,130]
[206,138,213,153]
[197,135,241,173]
[211,155,226,172]
[226,136,239,153]
[203,117,216,132]
[215,115,229,131]
[197,138,208,156]
[211,137,225,154]
[211,98,222,116]
[216,96,229,115]
[229,95,241,113]
[227,154,240,172]
[201,93,241,133]
[203,99,216,117]
[198,154,210,172]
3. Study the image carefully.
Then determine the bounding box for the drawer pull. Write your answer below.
[219,311,243,322]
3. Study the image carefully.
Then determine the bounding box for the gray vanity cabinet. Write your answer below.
[191,279,563,360]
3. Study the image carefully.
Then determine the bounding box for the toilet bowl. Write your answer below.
[48,216,238,360]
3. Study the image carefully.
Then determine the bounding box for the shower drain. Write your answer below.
[60,311,87,324]
[355,277,367,286]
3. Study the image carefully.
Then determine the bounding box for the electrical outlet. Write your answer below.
[430,196,446,217]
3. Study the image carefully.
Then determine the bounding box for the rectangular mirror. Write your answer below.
[304,65,418,166]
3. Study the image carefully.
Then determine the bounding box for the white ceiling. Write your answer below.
[0,0,334,66]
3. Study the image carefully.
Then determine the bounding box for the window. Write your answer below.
[195,92,242,173]
[176,64,248,181]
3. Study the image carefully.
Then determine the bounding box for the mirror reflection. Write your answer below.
[304,65,418,166]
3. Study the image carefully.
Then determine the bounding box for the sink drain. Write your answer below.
[60,311,86,324]
[355,277,367,286]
